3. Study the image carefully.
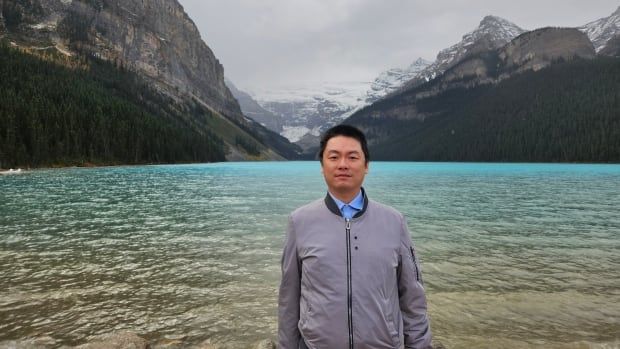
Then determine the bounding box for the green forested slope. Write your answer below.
[0,42,228,168]
[348,57,620,162]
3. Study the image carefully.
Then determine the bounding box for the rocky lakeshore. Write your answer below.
[0,332,275,349]
[0,332,448,349]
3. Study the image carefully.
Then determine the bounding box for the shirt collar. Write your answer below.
[329,190,364,211]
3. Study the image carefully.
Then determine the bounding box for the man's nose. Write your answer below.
[337,157,349,169]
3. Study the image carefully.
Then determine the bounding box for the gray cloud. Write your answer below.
[178,0,619,90]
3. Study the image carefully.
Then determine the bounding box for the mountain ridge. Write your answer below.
[336,25,616,163]
[249,7,620,152]
[365,57,431,103]
[398,15,526,93]
[225,78,284,133]
[348,27,596,122]
[242,14,527,147]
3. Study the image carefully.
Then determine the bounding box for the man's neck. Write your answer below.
[329,189,361,204]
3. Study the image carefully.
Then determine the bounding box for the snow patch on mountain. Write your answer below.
[252,81,370,107]
[249,61,441,144]
[579,6,620,52]
[366,58,432,103]
[281,126,322,143]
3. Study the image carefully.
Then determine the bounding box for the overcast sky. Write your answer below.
[177,0,618,91]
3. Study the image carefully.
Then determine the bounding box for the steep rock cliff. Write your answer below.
[438,28,595,87]
[65,0,242,119]
[1,0,242,120]
[499,27,595,74]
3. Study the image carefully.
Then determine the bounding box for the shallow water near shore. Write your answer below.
[1,162,619,348]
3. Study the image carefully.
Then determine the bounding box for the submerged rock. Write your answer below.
[253,339,276,349]
[0,336,59,349]
[190,338,275,349]
[74,332,149,349]
[432,340,448,349]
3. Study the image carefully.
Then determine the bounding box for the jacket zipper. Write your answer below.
[345,218,353,349]
[410,246,421,282]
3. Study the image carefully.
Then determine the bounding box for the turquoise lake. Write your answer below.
[1,162,619,348]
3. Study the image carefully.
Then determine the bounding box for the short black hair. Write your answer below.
[318,124,370,164]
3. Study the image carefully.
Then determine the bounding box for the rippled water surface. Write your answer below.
[1,162,619,348]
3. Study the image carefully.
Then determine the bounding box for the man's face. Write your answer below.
[321,135,368,198]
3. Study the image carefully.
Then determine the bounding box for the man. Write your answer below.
[278,125,432,349]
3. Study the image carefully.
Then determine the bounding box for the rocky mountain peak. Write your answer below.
[579,5,620,52]
[437,15,525,67]
[408,57,432,69]
[473,15,527,45]
[400,15,526,90]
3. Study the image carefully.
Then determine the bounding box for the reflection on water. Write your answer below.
[1,162,619,348]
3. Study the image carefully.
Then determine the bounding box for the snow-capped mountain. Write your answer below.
[365,58,432,103]
[249,81,371,143]
[403,15,526,90]
[247,10,620,147]
[248,59,433,145]
[579,6,620,52]
[249,16,525,146]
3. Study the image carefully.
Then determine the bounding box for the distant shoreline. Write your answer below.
[3,159,620,173]
[0,160,223,173]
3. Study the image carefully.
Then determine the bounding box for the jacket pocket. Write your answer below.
[299,295,322,347]
[383,298,401,348]
[387,316,400,347]
[299,293,315,333]
[299,294,311,326]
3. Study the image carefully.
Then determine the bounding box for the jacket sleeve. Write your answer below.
[278,215,302,349]
[398,215,432,349]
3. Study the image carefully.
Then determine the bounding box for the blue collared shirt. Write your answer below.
[329,190,364,220]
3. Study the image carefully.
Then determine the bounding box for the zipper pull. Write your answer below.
[345,219,351,231]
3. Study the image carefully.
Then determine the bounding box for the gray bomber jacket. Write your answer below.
[278,189,432,349]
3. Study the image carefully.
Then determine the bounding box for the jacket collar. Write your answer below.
[324,187,369,218]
